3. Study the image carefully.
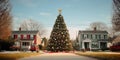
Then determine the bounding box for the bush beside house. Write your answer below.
[0,39,14,51]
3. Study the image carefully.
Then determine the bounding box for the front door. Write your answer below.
[84,42,90,50]
[100,42,107,49]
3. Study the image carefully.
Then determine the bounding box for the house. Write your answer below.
[11,28,41,51]
[77,27,109,51]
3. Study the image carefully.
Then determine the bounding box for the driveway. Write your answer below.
[19,53,98,60]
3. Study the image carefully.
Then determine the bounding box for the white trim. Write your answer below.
[81,39,92,50]
[83,39,91,42]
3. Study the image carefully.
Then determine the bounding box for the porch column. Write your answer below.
[89,42,91,50]
[82,42,84,49]
[99,42,100,49]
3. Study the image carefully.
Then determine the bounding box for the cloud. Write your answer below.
[17,0,37,7]
[39,12,52,16]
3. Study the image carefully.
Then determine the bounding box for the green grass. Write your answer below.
[0,52,40,60]
[75,52,120,60]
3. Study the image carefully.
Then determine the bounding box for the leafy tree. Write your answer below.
[0,0,12,40]
[0,38,14,51]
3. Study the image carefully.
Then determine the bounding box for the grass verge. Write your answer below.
[0,52,40,60]
[75,51,120,60]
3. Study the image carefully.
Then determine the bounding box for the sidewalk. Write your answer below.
[0,51,20,54]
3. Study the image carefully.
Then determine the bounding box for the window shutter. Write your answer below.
[33,35,36,39]
[27,35,30,39]
[33,35,36,44]
[21,35,23,39]
[14,35,18,39]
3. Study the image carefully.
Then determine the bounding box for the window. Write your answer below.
[84,34,87,39]
[104,35,107,39]
[87,34,89,38]
[82,34,84,39]
[21,35,27,39]
[91,34,93,39]
[99,35,101,39]
[95,35,97,39]
[22,42,30,46]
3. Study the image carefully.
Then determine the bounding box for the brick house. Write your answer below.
[12,28,41,51]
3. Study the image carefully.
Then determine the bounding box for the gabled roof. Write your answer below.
[79,30,108,34]
[12,31,38,34]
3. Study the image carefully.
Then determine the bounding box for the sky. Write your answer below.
[10,0,113,39]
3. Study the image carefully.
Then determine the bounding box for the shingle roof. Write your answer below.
[79,30,108,34]
[12,31,38,34]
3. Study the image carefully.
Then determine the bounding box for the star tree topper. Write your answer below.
[58,8,62,14]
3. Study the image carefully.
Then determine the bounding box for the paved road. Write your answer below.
[19,53,98,60]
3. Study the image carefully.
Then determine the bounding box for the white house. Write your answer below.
[12,28,41,51]
[77,27,109,51]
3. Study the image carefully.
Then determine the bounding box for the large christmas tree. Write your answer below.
[47,9,72,52]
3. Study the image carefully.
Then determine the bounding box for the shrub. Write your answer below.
[0,39,14,51]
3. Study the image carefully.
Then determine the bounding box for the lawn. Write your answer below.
[0,52,40,60]
[75,51,120,60]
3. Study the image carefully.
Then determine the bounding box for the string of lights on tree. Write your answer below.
[47,9,73,52]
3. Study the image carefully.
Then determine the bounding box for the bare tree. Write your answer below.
[20,19,45,37]
[0,0,12,40]
[112,0,120,32]
[88,22,108,31]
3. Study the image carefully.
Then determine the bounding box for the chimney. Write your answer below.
[19,27,21,31]
[94,27,96,31]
